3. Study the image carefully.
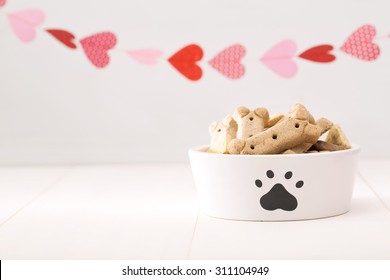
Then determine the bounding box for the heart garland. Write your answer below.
[1,7,387,80]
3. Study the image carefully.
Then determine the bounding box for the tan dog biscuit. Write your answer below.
[283,149,297,154]
[228,138,246,154]
[228,118,321,155]
[316,118,333,135]
[208,115,237,154]
[267,113,285,127]
[325,124,351,149]
[285,118,331,154]
[288,103,315,124]
[284,104,321,153]
[283,142,314,154]
[310,140,344,152]
[233,106,270,139]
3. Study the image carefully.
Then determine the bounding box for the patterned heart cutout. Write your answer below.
[340,25,380,61]
[80,32,117,68]
[8,9,45,42]
[168,44,203,81]
[208,44,246,79]
[298,45,336,63]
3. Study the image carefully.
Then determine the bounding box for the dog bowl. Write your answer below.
[188,145,360,221]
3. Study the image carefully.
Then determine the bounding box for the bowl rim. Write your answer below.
[189,144,360,158]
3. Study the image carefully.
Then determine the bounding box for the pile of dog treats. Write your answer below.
[208,103,351,155]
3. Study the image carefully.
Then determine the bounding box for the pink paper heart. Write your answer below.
[0,0,7,8]
[8,9,45,42]
[208,44,246,79]
[260,40,298,78]
[80,32,117,68]
[127,49,163,65]
[340,25,380,61]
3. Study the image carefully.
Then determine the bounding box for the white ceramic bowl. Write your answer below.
[189,145,360,221]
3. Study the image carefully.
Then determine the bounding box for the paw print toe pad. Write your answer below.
[266,170,274,178]
[255,179,262,188]
[296,180,304,188]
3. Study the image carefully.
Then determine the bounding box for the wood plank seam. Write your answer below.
[358,172,390,214]
[0,167,74,230]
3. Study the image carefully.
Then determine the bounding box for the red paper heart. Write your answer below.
[46,29,77,49]
[80,32,117,68]
[298,45,335,63]
[168,44,203,81]
[340,25,380,61]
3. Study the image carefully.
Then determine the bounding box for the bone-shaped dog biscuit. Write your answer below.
[233,106,269,139]
[288,103,315,124]
[283,142,315,154]
[280,104,317,153]
[325,123,351,149]
[284,117,333,154]
[316,118,333,135]
[267,113,285,127]
[208,115,238,154]
[310,140,344,152]
[228,118,321,155]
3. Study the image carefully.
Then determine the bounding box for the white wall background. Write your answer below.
[0,0,389,164]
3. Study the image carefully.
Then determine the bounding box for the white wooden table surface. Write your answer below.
[0,159,389,259]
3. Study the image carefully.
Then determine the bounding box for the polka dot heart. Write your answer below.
[80,32,117,68]
[340,25,380,61]
[208,44,246,79]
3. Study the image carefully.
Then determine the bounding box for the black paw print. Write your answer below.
[255,170,304,211]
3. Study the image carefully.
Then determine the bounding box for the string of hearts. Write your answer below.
[1,5,388,81]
